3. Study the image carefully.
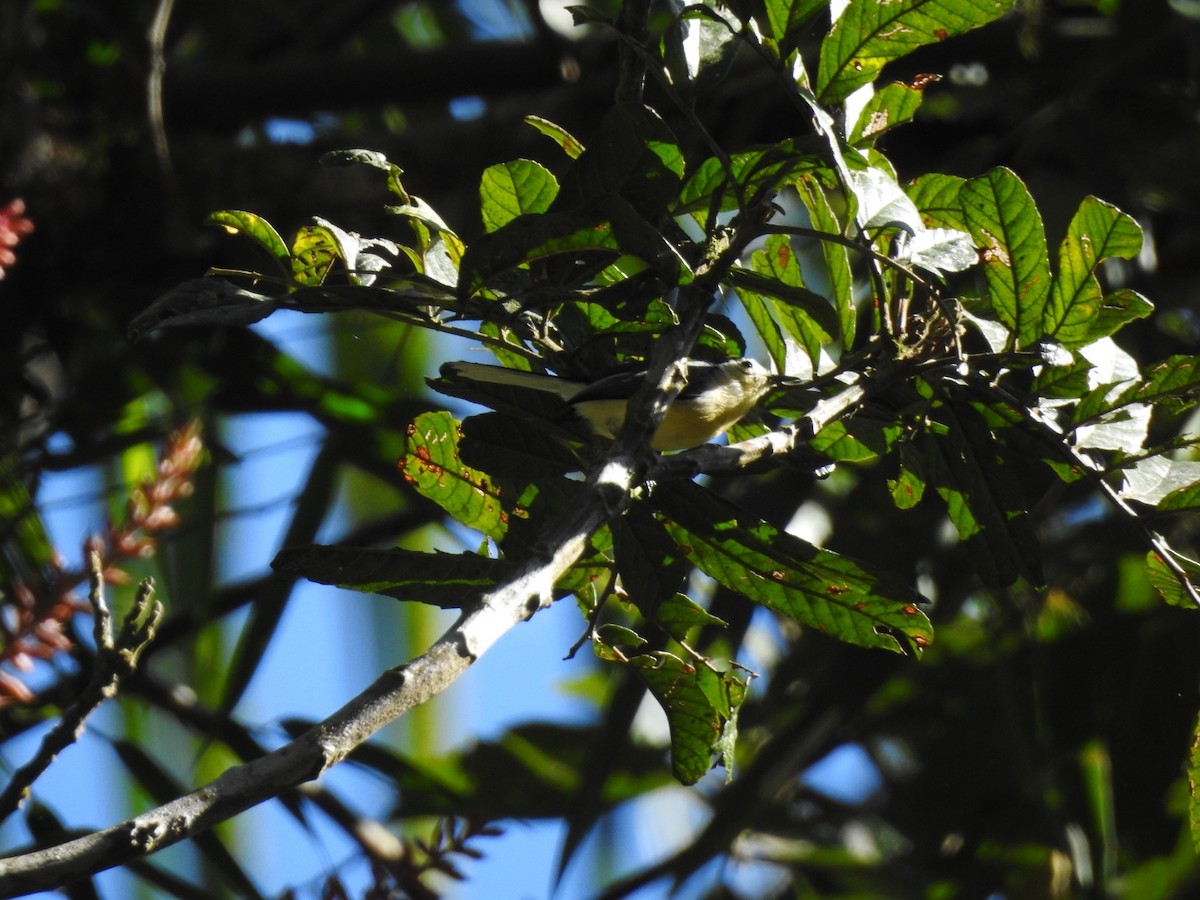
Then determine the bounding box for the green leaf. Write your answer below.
[907,172,968,231]
[960,167,1050,349]
[676,140,826,228]
[849,79,933,146]
[1159,479,1200,512]
[480,159,560,233]
[272,545,512,607]
[732,235,839,367]
[921,401,1044,586]
[1115,355,1200,413]
[815,0,1016,105]
[655,481,932,654]
[808,419,882,462]
[761,0,830,48]
[207,210,290,272]
[654,593,728,642]
[1044,196,1148,347]
[1191,709,1200,854]
[794,174,856,347]
[626,651,748,784]
[399,411,509,541]
[524,115,585,159]
[889,445,927,509]
[1145,550,1200,610]
[458,213,621,298]
[290,223,341,287]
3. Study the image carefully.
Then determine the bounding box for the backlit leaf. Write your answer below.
[626,650,748,784]
[399,411,509,540]
[960,167,1050,349]
[480,159,559,233]
[815,0,1015,105]
[1044,196,1147,347]
[207,210,290,272]
[655,481,931,654]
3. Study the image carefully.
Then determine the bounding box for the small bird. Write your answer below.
[440,357,795,451]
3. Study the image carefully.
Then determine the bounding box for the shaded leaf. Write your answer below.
[272,545,512,607]
[921,400,1044,586]
[794,174,856,347]
[654,481,931,654]
[1191,709,1200,853]
[612,506,689,615]
[760,0,830,49]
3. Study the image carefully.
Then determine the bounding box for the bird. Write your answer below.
[439,357,797,451]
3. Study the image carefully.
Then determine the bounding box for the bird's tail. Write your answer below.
[439,361,583,400]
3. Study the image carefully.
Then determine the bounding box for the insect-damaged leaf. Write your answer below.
[653,481,931,654]
[815,0,1015,105]
[399,411,509,541]
[625,650,748,785]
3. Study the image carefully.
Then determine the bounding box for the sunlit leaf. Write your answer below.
[626,650,748,784]
[849,78,934,145]
[815,0,1016,105]
[794,174,855,346]
[399,411,509,540]
[655,481,932,654]
[761,0,830,48]
[1145,550,1200,610]
[1044,196,1148,347]
[960,167,1050,349]
[207,210,290,272]
[907,172,969,231]
[480,159,560,233]
[290,223,341,287]
[524,115,585,159]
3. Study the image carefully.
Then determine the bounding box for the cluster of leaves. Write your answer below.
[127,0,1200,894]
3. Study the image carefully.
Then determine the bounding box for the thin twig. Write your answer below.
[0,554,163,825]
